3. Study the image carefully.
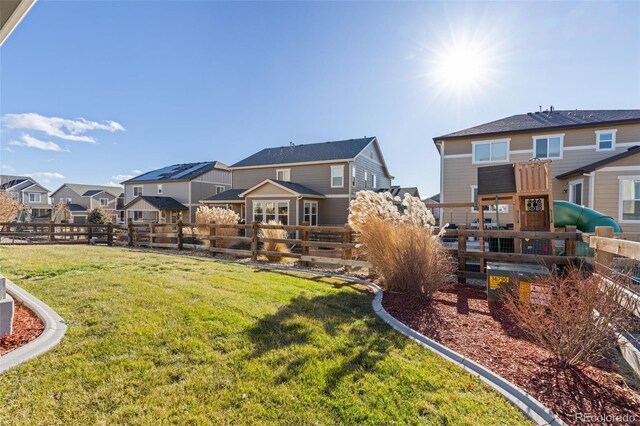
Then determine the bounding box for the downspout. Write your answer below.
[585,172,595,209]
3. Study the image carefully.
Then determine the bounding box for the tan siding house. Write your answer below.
[435,110,640,233]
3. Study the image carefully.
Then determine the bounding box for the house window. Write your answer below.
[472,140,509,164]
[28,193,41,203]
[303,201,318,226]
[364,171,368,188]
[66,198,72,204]
[372,174,377,188]
[533,135,563,159]
[330,165,344,188]
[253,200,289,225]
[100,198,109,207]
[351,166,356,186]
[620,177,640,222]
[276,169,291,181]
[568,179,583,206]
[157,184,163,194]
[133,211,143,221]
[471,185,509,213]
[596,130,616,151]
[216,185,225,194]
[133,186,143,197]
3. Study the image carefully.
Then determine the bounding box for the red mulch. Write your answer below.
[383,282,640,426]
[0,300,44,356]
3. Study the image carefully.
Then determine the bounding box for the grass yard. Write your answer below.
[0,246,529,425]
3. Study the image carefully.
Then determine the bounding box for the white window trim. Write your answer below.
[303,201,319,226]
[471,139,511,164]
[595,129,617,152]
[276,168,291,181]
[157,184,163,194]
[567,178,584,206]
[618,175,640,223]
[99,197,109,207]
[66,198,72,204]
[133,185,143,197]
[532,133,564,160]
[330,165,345,188]
[28,193,41,203]
[470,185,509,214]
[216,185,226,194]
[252,200,290,223]
[372,174,377,188]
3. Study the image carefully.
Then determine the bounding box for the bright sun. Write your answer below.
[434,43,488,91]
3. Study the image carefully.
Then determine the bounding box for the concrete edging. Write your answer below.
[249,264,566,426]
[0,278,67,373]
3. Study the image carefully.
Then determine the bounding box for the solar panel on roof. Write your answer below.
[131,165,180,181]
[171,163,207,179]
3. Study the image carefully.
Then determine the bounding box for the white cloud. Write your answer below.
[1,113,125,143]
[9,134,68,152]
[25,172,66,183]
[112,174,134,181]
[104,181,124,188]
[1,164,15,172]
[2,146,14,153]
[131,169,143,174]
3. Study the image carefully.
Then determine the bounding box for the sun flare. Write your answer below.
[437,46,486,89]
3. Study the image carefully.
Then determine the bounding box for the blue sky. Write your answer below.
[1,1,639,196]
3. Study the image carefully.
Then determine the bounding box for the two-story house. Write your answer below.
[0,175,51,221]
[122,161,231,223]
[434,109,640,233]
[201,137,394,226]
[50,183,124,224]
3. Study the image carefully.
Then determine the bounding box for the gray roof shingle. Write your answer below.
[125,196,188,210]
[556,145,640,179]
[124,161,229,184]
[67,203,87,212]
[230,137,375,168]
[270,180,324,196]
[435,110,640,141]
[202,189,246,202]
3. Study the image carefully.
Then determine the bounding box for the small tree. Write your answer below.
[51,201,71,223]
[0,191,22,223]
[87,207,111,224]
[501,265,639,367]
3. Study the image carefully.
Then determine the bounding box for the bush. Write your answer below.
[501,265,639,367]
[87,207,111,224]
[195,206,240,248]
[52,201,71,223]
[349,191,452,299]
[0,191,22,223]
[258,220,290,262]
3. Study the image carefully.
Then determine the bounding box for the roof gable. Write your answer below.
[124,161,228,184]
[435,110,640,141]
[51,183,121,198]
[240,179,325,198]
[556,145,640,179]
[230,137,375,168]
[124,196,188,210]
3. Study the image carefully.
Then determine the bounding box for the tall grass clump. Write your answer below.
[349,191,453,299]
[195,206,240,248]
[258,220,290,261]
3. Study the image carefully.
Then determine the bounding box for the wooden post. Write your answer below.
[127,218,134,247]
[478,204,486,272]
[594,226,614,273]
[209,221,216,252]
[150,222,156,248]
[177,219,184,250]
[48,221,54,243]
[87,224,93,244]
[107,223,113,246]
[457,224,467,284]
[564,225,576,257]
[251,221,259,261]
[301,221,310,267]
[342,225,353,272]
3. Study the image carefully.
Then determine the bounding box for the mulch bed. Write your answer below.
[383,282,640,426]
[0,300,44,356]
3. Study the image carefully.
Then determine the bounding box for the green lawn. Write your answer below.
[0,246,529,425]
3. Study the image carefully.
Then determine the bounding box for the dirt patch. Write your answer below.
[383,283,640,426]
[0,300,44,356]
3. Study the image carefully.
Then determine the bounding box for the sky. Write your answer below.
[1,1,639,196]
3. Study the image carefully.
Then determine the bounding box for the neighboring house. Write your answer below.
[434,109,640,233]
[201,137,393,226]
[376,186,420,199]
[122,161,231,223]
[0,175,51,221]
[50,183,124,224]
[423,193,441,222]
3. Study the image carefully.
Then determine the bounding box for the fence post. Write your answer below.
[209,221,216,253]
[564,225,576,257]
[457,224,467,284]
[127,218,134,247]
[87,224,92,244]
[594,226,614,272]
[251,221,259,261]
[177,219,184,250]
[107,223,113,246]
[48,221,54,243]
[150,222,156,248]
[301,221,310,267]
[342,225,353,272]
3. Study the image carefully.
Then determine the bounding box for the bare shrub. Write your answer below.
[501,265,639,367]
[349,191,453,299]
[51,201,71,223]
[0,191,22,223]
[258,220,290,262]
[195,206,240,248]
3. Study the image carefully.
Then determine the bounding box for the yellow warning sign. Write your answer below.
[489,275,510,289]
[519,282,531,303]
